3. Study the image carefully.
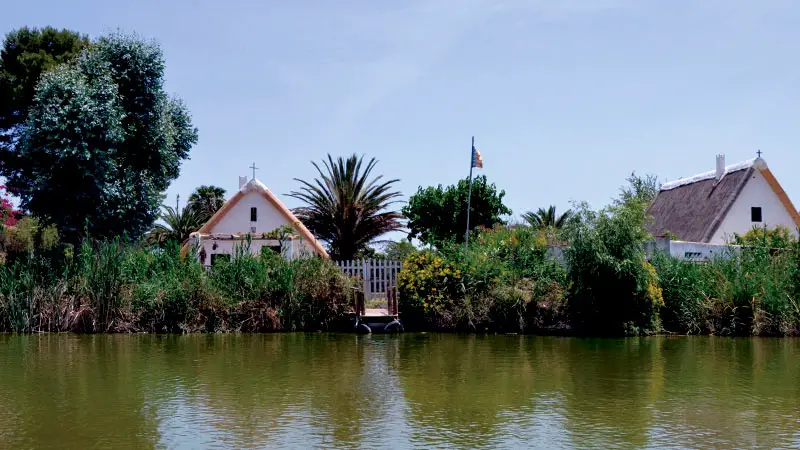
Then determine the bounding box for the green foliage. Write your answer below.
[1,216,59,257]
[403,175,512,246]
[290,154,403,260]
[617,172,660,207]
[522,205,572,229]
[384,240,417,262]
[733,225,796,249]
[398,226,566,332]
[3,32,198,243]
[0,240,353,333]
[654,244,800,336]
[146,198,203,247]
[187,185,226,224]
[398,251,464,324]
[0,27,89,156]
[564,200,663,336]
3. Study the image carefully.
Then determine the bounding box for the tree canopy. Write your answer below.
[187,185,226,224]
[1,31,198,243]
[0,27,89,159]
[384,240,417,262]
[403,175,511,246]
[290,154,403,260]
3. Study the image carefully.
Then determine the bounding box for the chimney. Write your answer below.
[239,176,248,189]
[715,154,725,180]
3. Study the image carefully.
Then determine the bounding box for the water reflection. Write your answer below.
[0,334,798,449]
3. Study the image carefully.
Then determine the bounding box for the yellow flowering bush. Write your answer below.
[642,261,664,308]
[397,251,463,316]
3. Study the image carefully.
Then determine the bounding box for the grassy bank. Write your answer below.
[3,223,800,336]
[0,240,352,333]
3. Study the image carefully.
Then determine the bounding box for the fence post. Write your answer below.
[362,259,369,297]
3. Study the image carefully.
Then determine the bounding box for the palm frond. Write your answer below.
[290,154,403,259]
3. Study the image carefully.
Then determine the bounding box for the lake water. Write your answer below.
[0,334,798,449]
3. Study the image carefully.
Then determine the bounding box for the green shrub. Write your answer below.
[565,202,663,335]
[398,226,567,332]
[651,252,709,334]
[397,251,464,329]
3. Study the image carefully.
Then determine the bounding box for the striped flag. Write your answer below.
[471,146,483,168]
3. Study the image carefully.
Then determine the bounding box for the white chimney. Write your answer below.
[239,176,248,189]
[715,154,725,180]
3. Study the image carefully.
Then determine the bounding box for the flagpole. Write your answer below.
[465,136,475,248]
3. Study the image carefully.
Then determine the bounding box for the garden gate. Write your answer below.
[335,259,403,300]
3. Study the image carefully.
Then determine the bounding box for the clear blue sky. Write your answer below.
[6,1,800,236]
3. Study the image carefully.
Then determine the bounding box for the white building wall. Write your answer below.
[710,170,798,244]
[209,191,289,236]
[195,189,319,263]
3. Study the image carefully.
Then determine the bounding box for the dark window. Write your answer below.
[250,207,257,222]
[751,207,762,222]
[211,253,230,266]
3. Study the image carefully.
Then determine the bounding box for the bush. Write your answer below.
[564,202,663,336]
[397,251,464,329]
[398,226,568,332]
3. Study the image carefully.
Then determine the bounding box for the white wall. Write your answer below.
[195,188,318,262]
[210,190,289,235]
[668,240,739,261]
[710,170,798,244]
[195,237,315,266]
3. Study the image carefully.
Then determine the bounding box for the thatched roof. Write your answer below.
[646,161,755,242]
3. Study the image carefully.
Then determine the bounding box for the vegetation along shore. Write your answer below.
[2,27,800,336]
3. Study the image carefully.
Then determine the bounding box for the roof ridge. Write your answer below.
[661,158,757,191]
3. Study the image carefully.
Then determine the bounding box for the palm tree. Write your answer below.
[290,154,403,260]
[187,185,226,224]
[522,205,572,229]
[146,196,203,247]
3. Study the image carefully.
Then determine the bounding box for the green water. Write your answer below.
[0,334,797,449]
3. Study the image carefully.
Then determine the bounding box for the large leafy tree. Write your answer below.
[403,175,511,246]
[522,205,572,229]
[290,154,403,260]
[146,198,203,247]
[187,185,226,224]
[2,32,198,243]
[0,27,89,159]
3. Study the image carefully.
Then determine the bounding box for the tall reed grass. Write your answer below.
[0,240,353,333]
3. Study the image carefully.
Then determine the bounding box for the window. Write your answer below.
[250,207,257,222]
[751,207,762,222]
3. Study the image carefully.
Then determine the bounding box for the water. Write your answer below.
[0,334,798,449]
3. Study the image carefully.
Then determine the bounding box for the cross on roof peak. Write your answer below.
[757,149,763,159]
[249,162,259,179]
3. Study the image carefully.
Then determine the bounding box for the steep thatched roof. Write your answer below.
[646,162,754,242]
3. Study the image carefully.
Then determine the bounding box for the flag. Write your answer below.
[472,146,483,168]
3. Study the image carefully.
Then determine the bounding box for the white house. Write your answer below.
[647,154,800,244]
[185,176,328,266]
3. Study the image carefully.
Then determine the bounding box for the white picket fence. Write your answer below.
[335,259,403,299]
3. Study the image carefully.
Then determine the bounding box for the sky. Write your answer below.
[5,0,800,240]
